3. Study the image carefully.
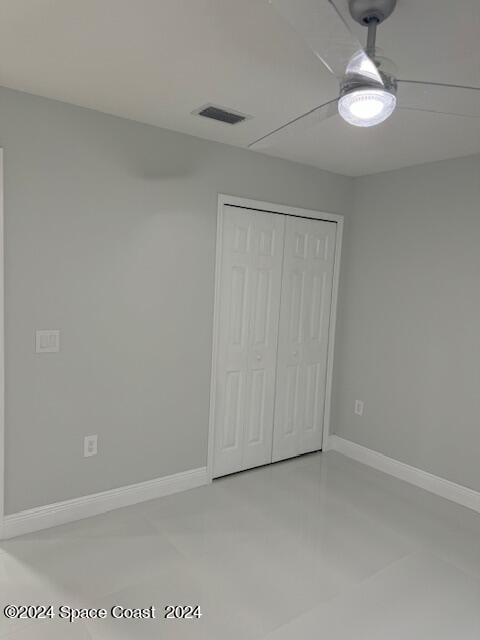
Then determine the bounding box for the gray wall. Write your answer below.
[333,154,480,492]
[0,86,352,514]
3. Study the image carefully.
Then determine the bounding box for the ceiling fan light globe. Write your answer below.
[338,87,396,127]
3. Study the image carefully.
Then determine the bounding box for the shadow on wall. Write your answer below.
[117,127,200,181]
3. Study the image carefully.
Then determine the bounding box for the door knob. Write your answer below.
[293,351,298,357]
[256,354,261,360]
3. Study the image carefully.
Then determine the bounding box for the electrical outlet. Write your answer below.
[354,400,364,416]
[84,434,98,458]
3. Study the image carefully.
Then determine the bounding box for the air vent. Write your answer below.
[193,104,251,125]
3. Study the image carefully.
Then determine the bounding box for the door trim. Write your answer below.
[207,194,343,481]
[0,150,5,538]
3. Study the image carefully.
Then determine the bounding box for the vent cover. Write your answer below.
[193,104,251,125]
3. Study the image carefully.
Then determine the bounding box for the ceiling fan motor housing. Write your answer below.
[341,68,397,97]
[348,0,397,25]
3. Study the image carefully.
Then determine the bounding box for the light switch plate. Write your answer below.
[35,330,60,353]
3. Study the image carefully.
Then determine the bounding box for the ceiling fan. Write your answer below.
[250,0,480,148]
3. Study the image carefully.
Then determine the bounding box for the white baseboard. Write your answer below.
[327,435,480,514]
[2,466,209,540]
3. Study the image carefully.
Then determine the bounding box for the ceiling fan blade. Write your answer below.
[249,98,338,150]
[270,0,383,85]
[397,80,480,118]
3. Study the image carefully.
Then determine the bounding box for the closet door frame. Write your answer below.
[207,194,343,481]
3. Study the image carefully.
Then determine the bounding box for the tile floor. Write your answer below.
[1,451,480,639]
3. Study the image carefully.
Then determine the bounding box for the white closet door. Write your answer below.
[213,206,285,478]
[272,216,336,462]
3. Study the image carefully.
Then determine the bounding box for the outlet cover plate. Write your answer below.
[354,400,364,416]
[84,434,98,458]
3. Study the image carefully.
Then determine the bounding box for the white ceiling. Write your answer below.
[0,0,479,176]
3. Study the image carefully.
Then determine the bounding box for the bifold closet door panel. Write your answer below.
[213,206,285,478]
[272,217,336,462]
